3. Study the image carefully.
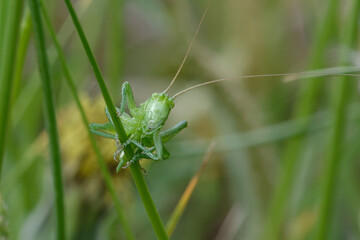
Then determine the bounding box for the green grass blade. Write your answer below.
[11,8,32,105]
[0,0,9,55]
[0,0,25,180]
[28,0,65,239]
[11,0,93,130]
[106,0,124,99]
[264,0,340,238]
[166,141,215,236]
[40,3,135,239]
[62,0,169,238]
[283,66,360,82]
[314,0,360,239]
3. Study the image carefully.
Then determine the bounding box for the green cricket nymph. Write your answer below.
[89,82,187,171]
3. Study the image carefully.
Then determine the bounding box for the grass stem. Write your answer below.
[40,3,135,239]
[166,141,215,236]
[62,0,169,238]
[264,0,340,238]
[12,9,32,105]
[315,0,360,239]
[29,0,65,238]
[0,0,25,181]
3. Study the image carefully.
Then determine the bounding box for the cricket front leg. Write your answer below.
[89,122,116,139]
[152,130,166,161]
[160,120,188,143]
[126,130,166,161]
[120,81,137,115]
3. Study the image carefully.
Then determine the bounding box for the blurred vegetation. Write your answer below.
[1,0,360,239]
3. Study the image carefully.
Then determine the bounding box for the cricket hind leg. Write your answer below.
[124,130,166,162]
[119,152,148,175]
[89,122,116,139]
[120,81,137,115]
[116,157,127,173]
[160,120,188,143]
[116,123,180,169]
[118,138,170,172]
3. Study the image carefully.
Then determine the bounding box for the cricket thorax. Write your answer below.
[143,93,174,130]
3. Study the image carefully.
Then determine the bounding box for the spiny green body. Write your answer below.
[120,92,175,141]
[90,82,187,171]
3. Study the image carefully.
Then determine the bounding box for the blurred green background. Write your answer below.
[1,0,360,239]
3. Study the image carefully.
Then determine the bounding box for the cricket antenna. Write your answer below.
[163,0,212,94]
[172,72,360,99]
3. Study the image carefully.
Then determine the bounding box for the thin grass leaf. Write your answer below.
[283,66,360,82]
[166,141,216,236]
[11,0,93,130]
[0,0,9,55]
[62,0,169,238]
[264,0,340,238]
[11,9,32,105]
[40,3,135,239]
[214,204,245,240]
[106,0,124,99]
[0,0,25,181]
[28,0,65,239]
[315,0,360,239]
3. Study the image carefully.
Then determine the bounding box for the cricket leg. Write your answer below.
[118,144,170,172]
[160,120,188,143]
[125,131,165,161]
[116,151,130,173]
[116,157,127,173]
[152,130,166,161]
[105,106,114,124]
[89,122,116,139]
[127,140,159,160]
[120,81,137,115]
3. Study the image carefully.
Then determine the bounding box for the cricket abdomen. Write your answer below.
[119,112,144,141]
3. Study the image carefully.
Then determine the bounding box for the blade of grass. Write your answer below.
[40,3,135,239]
[169,103,360,158]
[0,0,9,55]
[314,0,360,239]
[11,9,32,105]
[214,204,246,240]
[28,0,65,239]
[0,101,353,192]
[166,141,216,236]
[283,66,360,82]
[62,0,169,238]
[106,0,124,99]
[264,0,340,238]
[4,100,360,199]
[0,0,25,180]
[11,0,93,130]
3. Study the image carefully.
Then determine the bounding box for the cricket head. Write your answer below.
[144,93,174,130]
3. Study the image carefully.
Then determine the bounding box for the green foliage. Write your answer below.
[1,0,360,239]
[29,0,65,238]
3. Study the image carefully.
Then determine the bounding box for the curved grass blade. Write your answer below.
[283,66,360,82]
[40,3,135,239]
[11,0,94,130]
[28,0,65,238]
[62,0,169,238]
[0,0,25,181]
[166,141,216,236]
[314,0,360,239]
[264,0,340,238]
[11,9,32,105]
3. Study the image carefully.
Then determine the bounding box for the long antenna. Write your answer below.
[163,0,212,94]
[172,72,360,98]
